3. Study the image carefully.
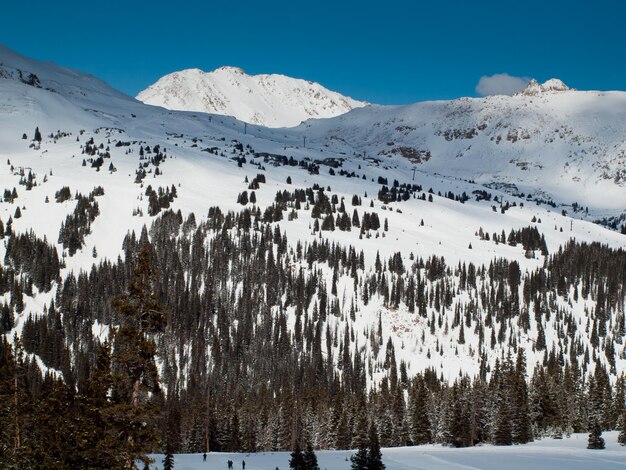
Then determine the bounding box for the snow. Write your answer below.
[520,78,571,95]
[293,88,626,213]
[1,44,625,386]
[137,66,367,128]
[148,432,626,470]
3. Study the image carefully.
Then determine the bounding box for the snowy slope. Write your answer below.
[0,44,134,108]
[1,45,625,387]
[151,432,626,470]
[137,66,367,128]
[292,79,626,214]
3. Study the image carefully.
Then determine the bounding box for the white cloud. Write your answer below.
[475,73,532,96]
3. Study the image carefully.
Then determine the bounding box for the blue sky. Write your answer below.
[2,0,624,104]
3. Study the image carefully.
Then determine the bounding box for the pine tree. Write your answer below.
[79,341,122,468]
[351,418,386,470]
[367,422,385,470]
[163,449,174,470]
[586,369,607,450]
[512,349,532,444]
[289,441,305,469]
[617,409,626,446]
[587,421,605,449]
[303,442,320,470]
[491,360,512,445]
[350,444,368,470]
[409,378,431,444]
[11,336,29,463]
[0,338,17,460]
[110,242,167,468]
[26,375,75,467]
[34,126,42,142]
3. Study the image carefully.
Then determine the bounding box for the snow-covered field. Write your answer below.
[150,432,626,470]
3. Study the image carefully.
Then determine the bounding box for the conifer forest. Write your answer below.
[1,203,625,467]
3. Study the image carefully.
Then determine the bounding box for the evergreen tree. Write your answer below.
[110,242,167,468]
[289,441,305,470]
[367,422,385,470]
[491,363,512,445]
[11,336,29,464]
[350,443,368,470]
[617,409,626,446]
[351,422,385,470]
[25,375,76,467]
[512,350,532,444]
[587,421,605,449]
[409,378,431,445]
[0,338,16,459]
[303,442,320,470]
[79,341,122,468]
[163,449,175,470]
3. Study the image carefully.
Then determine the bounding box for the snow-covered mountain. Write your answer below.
[293,78,626,214]
[519,78,571,95]
[138,65,626,213]
[1,45,626,462]
[136,66,367,127]
[0,44,624,394]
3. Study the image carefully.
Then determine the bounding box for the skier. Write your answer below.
[203,453,207,462]
[242,461,246,469]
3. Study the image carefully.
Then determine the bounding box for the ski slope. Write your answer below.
[149,432,626,470]
[291,79,626,214]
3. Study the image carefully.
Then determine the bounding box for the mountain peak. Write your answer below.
[137,66,366,127]
[520,78,571,95]
[215,65,246,75]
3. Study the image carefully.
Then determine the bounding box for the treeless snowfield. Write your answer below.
[150,432,626,470]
